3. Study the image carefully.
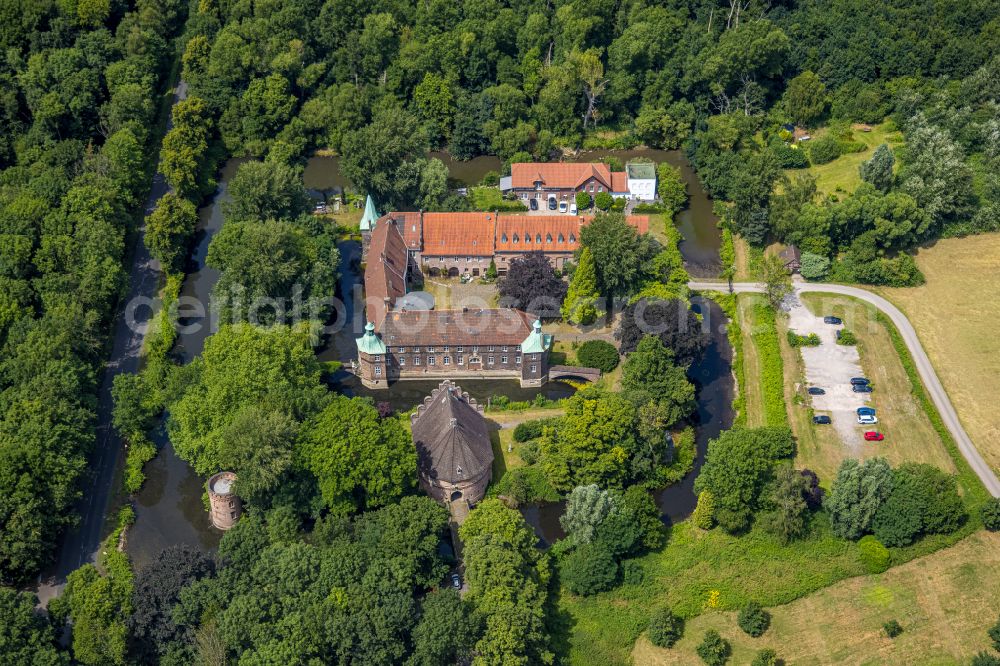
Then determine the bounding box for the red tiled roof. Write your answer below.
[494,214,650,254]
[365,219,409,326]
[611,171,628,192]
[496,215,584,253]
[510,162,613,190]
[379,308,534,347]
[422,212,495,257]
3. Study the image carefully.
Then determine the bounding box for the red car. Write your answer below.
[864,431,884,442]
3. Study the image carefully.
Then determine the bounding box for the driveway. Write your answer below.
[785,294,869,451]
[689,279,1000,498]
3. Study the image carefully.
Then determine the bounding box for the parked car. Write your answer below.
[570,203,578,214]
[858,414,879,425]
[813,415,832,424]
[823,316,842,325]
[856,406,876,416]
[548,197,557,210]
[529,198,538,210]
[807,387,826,395]
[850,377,870,385]
[864,431,885,441]
[852,384,873,393]
[558,200,568,213]
[451,573,461,589]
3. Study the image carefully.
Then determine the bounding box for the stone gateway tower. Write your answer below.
[207,471,242,530]
[410,381,493,505]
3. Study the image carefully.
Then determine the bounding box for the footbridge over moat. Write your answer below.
[549,365,601,382]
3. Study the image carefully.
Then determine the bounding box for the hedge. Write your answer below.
[750,303,789,427]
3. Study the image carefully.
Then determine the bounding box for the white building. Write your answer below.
[625,162,657,201]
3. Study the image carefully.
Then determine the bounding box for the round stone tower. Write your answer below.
[206,471,242,530]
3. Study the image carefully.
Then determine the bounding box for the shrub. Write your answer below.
[800,251,831,280]
[770,141,810,169]
[622,559,645,586]
[123,436,157,495]
[577,340,620,373]
[519,440,540,465]
[989,615,1000,652]
[857,535,891,573]
[883,619,903,638]
[648,606,684,648]
[751,648,779,666]
[787,330,821,347]
[836,329,857,345]
[611,196,627,211]
[561,542,619,596]
[981,498,1000,531]
[575,191,592,212]
[737,602,771,637]
[972,652,1000,666]
[696,629,731,666]
[595,191,614,210]
[808,134,841,164]
[693,490,715,530]
[633,202,666,214]
[513,420,543,442]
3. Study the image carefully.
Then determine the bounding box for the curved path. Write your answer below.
[689,279,1000,498]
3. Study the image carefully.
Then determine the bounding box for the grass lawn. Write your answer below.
[795,294,955,482]
[787,122,904,197]
[735,294,786,428]
[632,529,1000,666]
[876,233,1000,476]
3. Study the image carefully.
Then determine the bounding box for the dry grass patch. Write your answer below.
[877,233,1000,476]
[633,530,1000,666]
[797,294,954,480]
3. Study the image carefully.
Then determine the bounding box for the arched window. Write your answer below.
[546,234,552,243]
[569,233,576,243]
[536,234,542,243]
[501,233,508,243]
[558,233,565,242]
[525,234,531,243]
[512,233,519,243]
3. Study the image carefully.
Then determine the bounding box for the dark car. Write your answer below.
[547,197,557,210]
[529,198,538,210]
[451,573,461,589]
[823,316,842,325]
[852,384,873,393]
[850,377,870,385]
[813,415,832,424]
[807,387,825,395]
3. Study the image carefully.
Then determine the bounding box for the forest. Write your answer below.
[2,0,1000,664]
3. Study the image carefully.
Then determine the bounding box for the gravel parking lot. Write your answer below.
[786,295,872,452]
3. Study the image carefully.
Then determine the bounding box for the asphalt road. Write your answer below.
[35,81,186,604]
[689,279,1000,498]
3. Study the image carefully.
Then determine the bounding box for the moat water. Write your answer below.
[128,149,729,567]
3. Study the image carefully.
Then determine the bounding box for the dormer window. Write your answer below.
[536,234,542,243]
[525,234,531,244]
[569,233,576,243]
[558,233,565,242]
[512,233,519,243]
[501,233,508,243]
[546,234,552,243]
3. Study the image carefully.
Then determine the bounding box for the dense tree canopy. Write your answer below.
[168,323,328,476]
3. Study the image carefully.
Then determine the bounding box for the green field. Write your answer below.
[786,122,904,197]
